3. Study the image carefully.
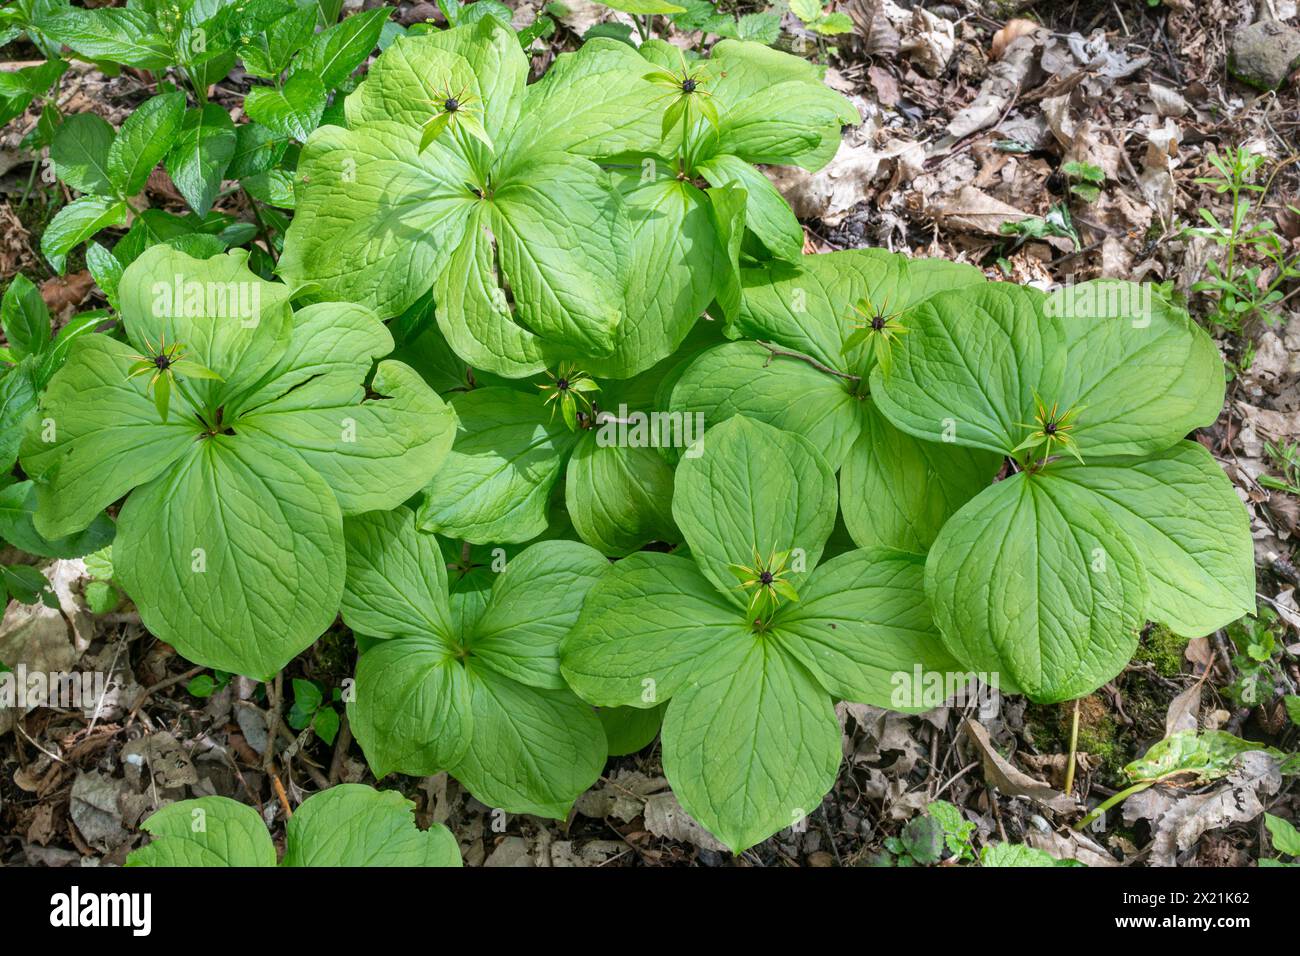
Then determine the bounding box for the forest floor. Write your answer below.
[1,0,1298,867]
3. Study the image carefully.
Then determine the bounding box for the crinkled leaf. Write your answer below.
[164,105,237,216]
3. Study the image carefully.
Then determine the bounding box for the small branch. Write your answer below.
[756,341,860,382]
[126,665,205,726]
[263,673,283,776]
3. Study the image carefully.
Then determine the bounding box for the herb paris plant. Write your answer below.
[21,245,456,679]
[871,280,1253,702]
[561,415,958,851]
[127,784,461,866]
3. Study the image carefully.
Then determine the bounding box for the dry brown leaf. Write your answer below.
[991,18,1040,60]
[962,718,1078,813]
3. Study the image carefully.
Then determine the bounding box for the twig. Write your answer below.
[755,341,860,382]
[263,673,283,776]
[328,712,352,785]
[270,771,293,818]
[126,665,205,725]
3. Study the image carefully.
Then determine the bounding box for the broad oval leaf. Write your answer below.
[673,414,836,600]
[925,472,1147,703]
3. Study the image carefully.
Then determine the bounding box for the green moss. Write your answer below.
[1135,625,1187,679]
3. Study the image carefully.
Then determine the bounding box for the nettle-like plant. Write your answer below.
[871,280,1254,702]
[340,507,609,819]
[669,248,1003,553]
[561,416,957,851]
[20,245,455,678]
[127,784,461,867]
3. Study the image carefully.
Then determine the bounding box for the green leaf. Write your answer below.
[51,112,116,196]
[737,249,985,376]
[561,551,754,707]
[488,150,628,357]
[41,196,128,274]
[1265,813,1300,858]
[343,508,606,816]
[669,341,861,469]
[40,6,173,69]
[925,472,1148,703]
[788,0,823,22]
[1124,730,1290,784]
[165,105,237,215]
[0,360,38,472]
[417,387,578,544]
[108,91,187,197]
[468,539,609,690]
[840,400,1000,553]
[114,434,346,680]
[279,102,477,316]
[697,152,803,260]
[0,480,115,560]
[244,72,327,141]
[1046,441,1254,637]
[772,548,962,708]
[673,415,836,602]
[663,638,841,853]
[293,6,392,90]
[239,5,319,78]
[350,632,474,775]
[505,38,662,158]
[423,16,528,143]
[282,784,460,866]
[871,283,1058,455]
[20,336,199,539]
[118,245,294,410]
[585,178,728,379]
[565,431,678,556]
[598,0,686,12]
[127,796,276,867]
[981,843,1080,867]
[1,274,51,359]
[340,506,455,642]
[700,40,858,171]
[1040,281,1224,458]
[598,703,666,756]
[450,666,606,818]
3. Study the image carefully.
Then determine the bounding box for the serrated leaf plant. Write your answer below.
[560,415,959,851]
[20,244,456,679]
[127,784,461,867]
[340,507,610,819]
[870,280,1254,702]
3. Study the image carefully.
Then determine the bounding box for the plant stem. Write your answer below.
[1063,697,1081,796]
[756,341,860,382]
[1074,780,1153,832]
